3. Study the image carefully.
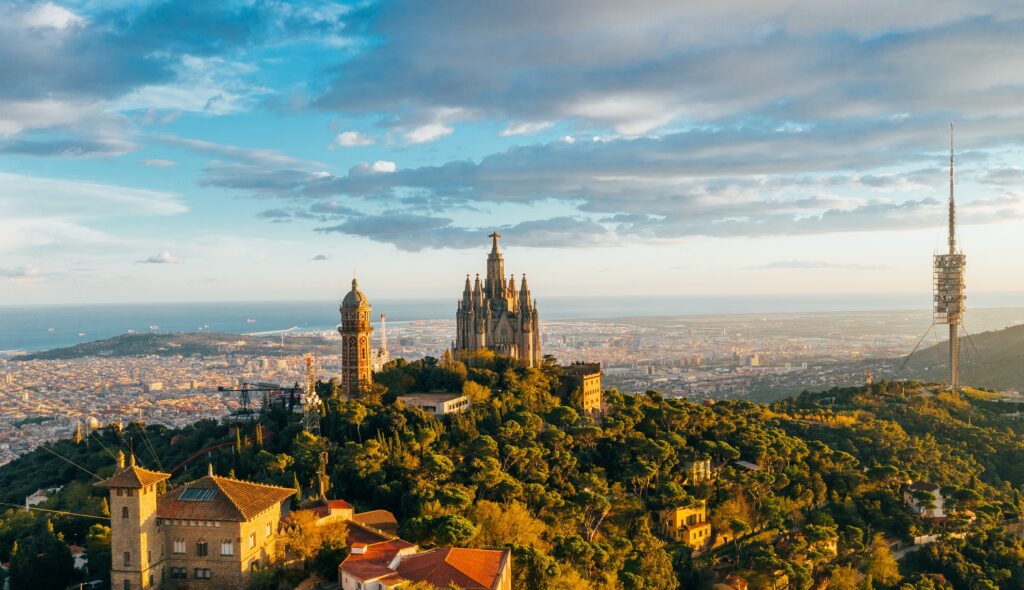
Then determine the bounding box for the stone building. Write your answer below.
[339,278,374,397]
[455,233,541,367]
[562,362,603,416]
[97,453,294,590]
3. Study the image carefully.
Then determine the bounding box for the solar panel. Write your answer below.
[179,488,216,502]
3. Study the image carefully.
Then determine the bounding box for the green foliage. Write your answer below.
[5,347,1024,590]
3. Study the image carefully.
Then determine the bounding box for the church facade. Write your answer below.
[455,233,541,367]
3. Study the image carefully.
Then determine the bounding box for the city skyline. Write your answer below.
[3,1,1024,304]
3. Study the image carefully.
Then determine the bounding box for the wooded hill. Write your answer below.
[1,352,1023,590]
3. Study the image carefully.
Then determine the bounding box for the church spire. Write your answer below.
[485,231,506,297]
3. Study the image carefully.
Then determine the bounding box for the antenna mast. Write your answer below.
[302,355,322,435]
[933,123,966,391]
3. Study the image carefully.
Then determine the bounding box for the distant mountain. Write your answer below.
[12,332,336,361]
[896,323,1024,391]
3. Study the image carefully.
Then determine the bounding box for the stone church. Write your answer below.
[455,233,541,367]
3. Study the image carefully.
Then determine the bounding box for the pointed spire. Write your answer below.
[208,463,214,477]
[116,450,125,470]
[464,274,471,292]
[129,453,136,467]
[948,122,957,255]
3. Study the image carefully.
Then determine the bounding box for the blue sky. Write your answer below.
[3,0,1024,305]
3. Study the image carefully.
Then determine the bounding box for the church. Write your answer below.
[454,233,541,367]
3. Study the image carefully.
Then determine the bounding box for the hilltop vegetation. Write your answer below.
[899,323,1024,393]
[11,332,335,361]
[1,353,1024,589]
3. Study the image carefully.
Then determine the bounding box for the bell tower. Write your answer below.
[339,278,374,397]
[96,451,170,590]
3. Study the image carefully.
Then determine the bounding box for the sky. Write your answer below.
[2,0,1024,305]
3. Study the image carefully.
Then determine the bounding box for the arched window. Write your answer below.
[123,581,131,590]
[122,506,129,518]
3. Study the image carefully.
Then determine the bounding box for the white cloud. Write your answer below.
[500,121,554,137]
[403,122,453,144]
[22,2,83,30]
[349,160,397,175]
[137,252,183,264]
[328,131,374,149]
[0,172,187,218]
[141,159,177,168]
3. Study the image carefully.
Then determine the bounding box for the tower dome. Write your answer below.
[341,278,370,309]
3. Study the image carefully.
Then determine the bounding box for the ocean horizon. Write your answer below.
[4,292,1024,353]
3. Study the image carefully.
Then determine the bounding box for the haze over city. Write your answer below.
[3,1,1024,304]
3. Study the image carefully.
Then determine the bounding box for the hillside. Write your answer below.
[896,323,1024,391]
[1,353,1024,589]
[11,332,336,361]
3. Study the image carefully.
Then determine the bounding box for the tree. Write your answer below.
[470,500,547,549]
[85,523,112,580]
[281,510,348,566]
[864,534,900,587]
[9,526,74,590]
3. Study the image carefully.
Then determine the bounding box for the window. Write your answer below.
[170,568,187,579]
[194,568,211,579]
[220,540,234,556]
[265,523,271,537]
[123,551,131,567]
[123,581,130,590]
[122,506,129,518]
[249,533,255,548]
[196,540,208,557]
[116,488,123,496]
[126,489,133,497]
[173,539,185,554]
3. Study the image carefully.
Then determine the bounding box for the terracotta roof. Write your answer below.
[96,465,170,489]
[354,509,398,529]
[69,545,86,555]
[346,521,395,546]
[157,474,293,521]
[395,547,510,590]
[341,560,399,582]
[299,498,354,518]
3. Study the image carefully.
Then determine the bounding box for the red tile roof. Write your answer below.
[157,474,293,521]
[395,547,510,590]
[96,465,170,489]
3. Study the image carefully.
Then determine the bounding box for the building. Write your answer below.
[339,522,512,590]
[397,392,471,416]
[562,362,603,415]
[659,501,713,549]
[339,278,374,397]
[682,459,713,485]
[96,453,294,590]
[454,233,541,367]
[904,480,947,519]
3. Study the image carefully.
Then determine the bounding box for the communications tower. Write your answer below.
[933,124,966,390]
[302,355,322,435]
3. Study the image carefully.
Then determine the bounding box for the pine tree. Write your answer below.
[293,472,303,502]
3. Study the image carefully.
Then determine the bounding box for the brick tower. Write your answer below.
[339,278,373,397]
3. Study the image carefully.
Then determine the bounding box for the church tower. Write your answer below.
[97,451,170,590]
[339,278,374,397]
[455,233,541,366]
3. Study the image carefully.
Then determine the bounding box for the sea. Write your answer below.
[3,292,1024,353]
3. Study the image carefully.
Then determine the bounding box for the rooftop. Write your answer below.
[157,474,293,521]
[397,392,467,404]
[395,547,510,590]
